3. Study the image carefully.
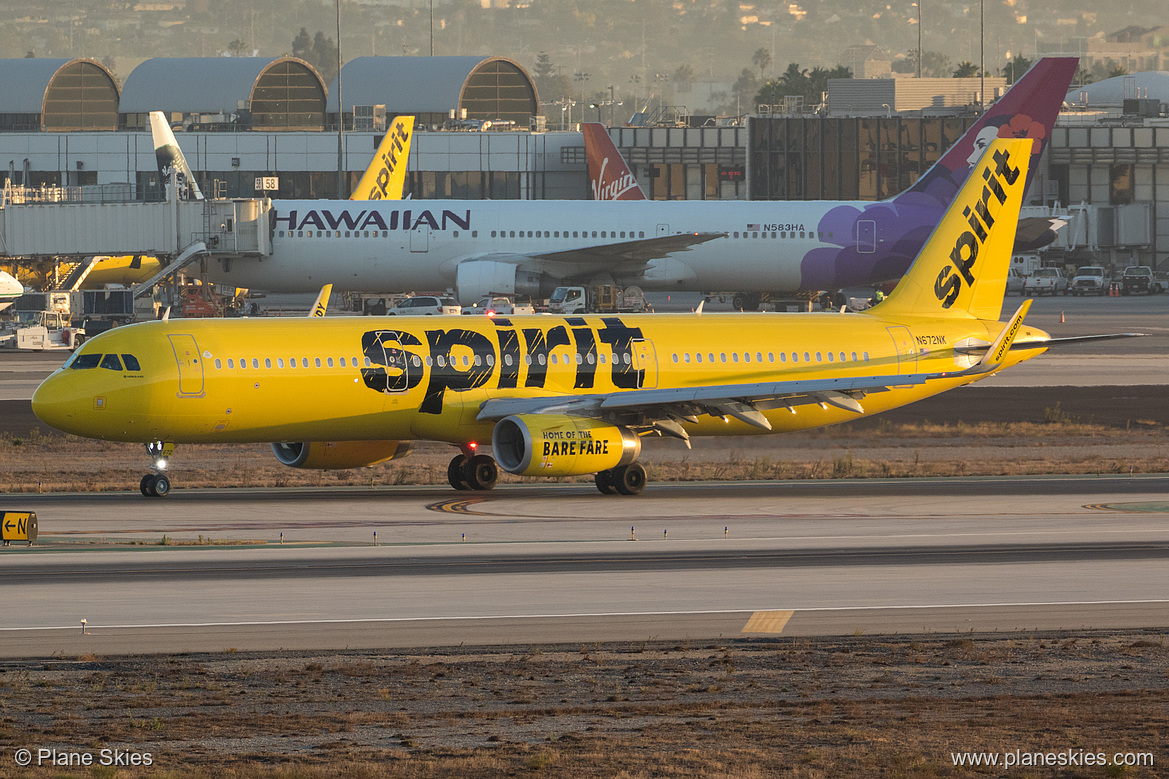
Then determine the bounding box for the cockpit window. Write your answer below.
[100,354,123,371]
[71,354,102,370]
[122,354,141,372]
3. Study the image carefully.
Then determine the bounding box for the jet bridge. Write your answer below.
[0,195,272,261]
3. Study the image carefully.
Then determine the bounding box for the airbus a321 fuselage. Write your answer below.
[35,137,1110,497]
[197,59,1075,306]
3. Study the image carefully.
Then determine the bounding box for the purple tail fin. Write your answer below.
[896,57,1077,207]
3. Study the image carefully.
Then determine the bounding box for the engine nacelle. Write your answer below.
[271,440,414,470]
[492,414,641,477]
[455,259,546,306]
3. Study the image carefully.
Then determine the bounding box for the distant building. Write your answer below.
[827,77,1008,117]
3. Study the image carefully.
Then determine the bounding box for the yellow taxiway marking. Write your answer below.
[426,497,490,515]
[741,610,795,634]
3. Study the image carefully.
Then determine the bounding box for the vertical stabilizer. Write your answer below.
[309,284,333,317]
[583,123,646,200]
[149,112,204,201]
[352,116,414,200]
[896,57,1077,207]
[875,138,1033,321]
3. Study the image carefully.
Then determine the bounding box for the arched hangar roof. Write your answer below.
[327,56,539,124]
[1067,71,1169,105]
[120,57,326,130]
[0,58,119,130]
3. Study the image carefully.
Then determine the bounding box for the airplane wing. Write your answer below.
[1014,215,1067,252]
[476,365,985,444]
[530,231,725,266]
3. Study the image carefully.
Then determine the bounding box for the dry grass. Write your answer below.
[1,420,1167,493]
[0,633,1165,777]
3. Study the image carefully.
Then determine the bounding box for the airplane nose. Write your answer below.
[31,373,81,434]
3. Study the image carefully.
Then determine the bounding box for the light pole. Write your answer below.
[574,71,591,121]
[979,0,985,106]
[335,0,343,199]
[914,2,922,78]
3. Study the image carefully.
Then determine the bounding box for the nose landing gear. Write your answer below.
[141,441,175,498]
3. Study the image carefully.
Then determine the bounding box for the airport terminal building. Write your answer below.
[0,57,1166,270]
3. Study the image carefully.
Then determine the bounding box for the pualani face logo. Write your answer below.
[359,317,647,415]
[934,147,1021,308]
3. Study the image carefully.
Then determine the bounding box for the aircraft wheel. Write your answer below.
[732,294,746,311]
[151,474,171,497]
[594,469,619,495]
[463,454,498,491]
[612,462,647,496]
[447,455,471,491]
[140,474,153,496]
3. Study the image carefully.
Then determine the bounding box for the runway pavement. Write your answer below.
[1,477,1167,657]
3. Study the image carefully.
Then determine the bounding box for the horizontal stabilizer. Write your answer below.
[955,332,1146,354]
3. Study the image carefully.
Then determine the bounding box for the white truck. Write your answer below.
[1069,266,1110,296]
[548,284,650,315]
[461,296,536,316]
[1023,267,1068,296]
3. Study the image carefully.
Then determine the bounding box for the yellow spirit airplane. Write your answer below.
[31,139,1131,497]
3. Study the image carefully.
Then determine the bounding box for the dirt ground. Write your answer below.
[0,633,1165,778]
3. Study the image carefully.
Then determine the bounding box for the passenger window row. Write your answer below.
[209,350,634,371]
[490,230,645,240]
[671,350,868,365]
[730,231,831,240]
[276,230,482,239]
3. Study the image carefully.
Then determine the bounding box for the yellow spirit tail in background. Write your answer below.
[351,116,414,200]
[875,138,1034,322]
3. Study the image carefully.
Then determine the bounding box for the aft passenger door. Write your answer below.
[856,220,877,253]
[886,326,917,376]
[167,334,205,397]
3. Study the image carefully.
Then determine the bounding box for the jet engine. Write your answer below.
[491,414,641,477]
[271,440,414,470]
[455,260,547,306]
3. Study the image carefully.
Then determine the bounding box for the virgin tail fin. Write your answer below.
[583,123,646,200]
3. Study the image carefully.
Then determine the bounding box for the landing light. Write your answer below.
[156,459,168,470]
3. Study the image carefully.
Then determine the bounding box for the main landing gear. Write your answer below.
[594,462,647,496]
[447,449,499,491]
[140,441,175,498]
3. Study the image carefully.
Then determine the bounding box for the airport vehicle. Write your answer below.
[0,271,21,312]
[1023,267,1067,296]
[35,138,1141,499]
[190,60,1075,307]
[548,284,649,315]
[1070,266,1109,296]
[12,311,82,351]
[462,296,536,316]
[1120,265,1161,295]
[1006,267,1026,296]
[385,294,461,316]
